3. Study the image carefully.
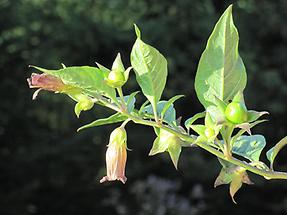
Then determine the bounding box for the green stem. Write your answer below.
[116,87,127,110]
[97,95,287,180]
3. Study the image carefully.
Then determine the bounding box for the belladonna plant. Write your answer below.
[27,5,287,203]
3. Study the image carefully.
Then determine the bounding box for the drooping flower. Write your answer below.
[100,127,127,184]
[27,73,73,99]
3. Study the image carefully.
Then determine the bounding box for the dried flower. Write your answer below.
[100,127,127,184]
[27,73,72,99]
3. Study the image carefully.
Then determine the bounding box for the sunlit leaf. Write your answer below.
[77,113,127,131]
[194,5,247,108]
[232,135,266,162]
[131,25,168,116]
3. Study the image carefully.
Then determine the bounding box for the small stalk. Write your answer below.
[121,119,131,128]
[116,87,127,111]
[152,104,159,123]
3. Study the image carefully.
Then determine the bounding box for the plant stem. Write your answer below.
[116,87,127,110]
[97,95,287,180]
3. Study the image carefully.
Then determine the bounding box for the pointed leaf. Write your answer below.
[194,5,247,108]
[143,101,176,124]
[131,26,168,115]
[266,136,287,169]
[161,95,184,119]
[77,113,127,131]
[232,135,266,162]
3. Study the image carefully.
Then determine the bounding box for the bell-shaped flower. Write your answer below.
[27,73,73,99]
[100,127,127,184]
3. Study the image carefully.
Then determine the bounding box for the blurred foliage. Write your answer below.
[1,0,287,214]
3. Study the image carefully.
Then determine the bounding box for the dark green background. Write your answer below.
[1,0,287,214]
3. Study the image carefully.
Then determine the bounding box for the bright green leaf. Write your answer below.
[131,26,168,116]
[161,95,184,120]
[266,136,287,169]
[232,135,266,162]
[143,101,176,125]
[77,113,127,131]
[194,5,247,108]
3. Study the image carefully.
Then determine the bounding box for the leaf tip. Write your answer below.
[133,24,141,39]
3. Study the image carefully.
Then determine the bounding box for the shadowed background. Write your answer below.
[1,0,287,214]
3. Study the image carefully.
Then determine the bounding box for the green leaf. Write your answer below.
[121,92,138,113]
[131,26,168,116]
[184,111,206,129]
[160,95,184,119]
[266,136,287,169]
[77,113,127,131]
[194,5,247,108]
[232,135,266,162]
[31,65,116,101]
[139,100,150,114]
[143,101,176,124]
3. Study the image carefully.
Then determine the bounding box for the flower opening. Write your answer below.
[100,127,127,184]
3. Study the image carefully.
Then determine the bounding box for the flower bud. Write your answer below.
[100,127,127,184]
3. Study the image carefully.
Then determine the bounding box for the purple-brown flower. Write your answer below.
[100,127,127,184]
[27,73,70,99]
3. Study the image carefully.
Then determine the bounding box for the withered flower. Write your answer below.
[100,127,127,184]
[27,73,71,99]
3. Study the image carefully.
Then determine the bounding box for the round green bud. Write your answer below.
[107,70,125,88]
[225,102,248,124]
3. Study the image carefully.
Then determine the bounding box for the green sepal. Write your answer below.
[232,91,245,103]
[112,53,125,73]
[184,111,206,130]
[149,129,182,169]
[247,110,269,122]
[74,98,94,118]
[189,125,206,137]
[167,139,182,170]
[266,136,287,169]
[215,161,253,203]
